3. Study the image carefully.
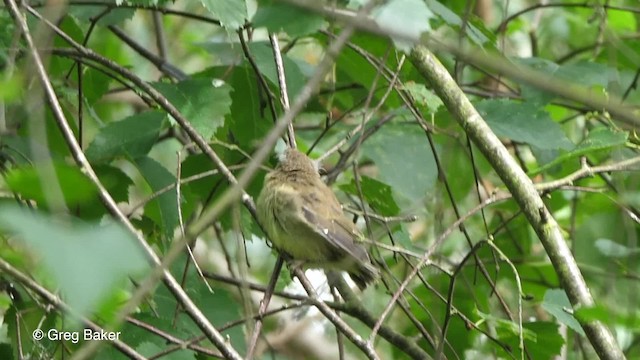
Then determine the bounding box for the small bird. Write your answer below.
[257,148,378,289]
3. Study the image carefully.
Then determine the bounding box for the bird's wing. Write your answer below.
[298,190,371,263]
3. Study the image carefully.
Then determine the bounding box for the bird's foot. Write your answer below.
[286,260,306,280]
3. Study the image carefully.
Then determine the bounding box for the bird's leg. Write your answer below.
[286,260,306,281]
[288,260,305,269]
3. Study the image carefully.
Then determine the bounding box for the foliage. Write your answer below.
[0,0,639,359]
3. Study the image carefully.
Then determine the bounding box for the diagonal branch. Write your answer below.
[0,258,147,360]
[5,2,243,359]
[409,45,625,360]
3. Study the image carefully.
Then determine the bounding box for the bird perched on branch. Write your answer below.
[257,148,378,289]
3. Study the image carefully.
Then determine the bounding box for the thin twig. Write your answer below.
[317,53,405,163]
[109,25,186,80]
[12,4,243,359]
[125,317,222,358]
[293,268,381,360]
[245,256,284,360]
[238,29,279,124]
[151,10,167,60]
[290,0,640,127]
[409,45,625,359]
[369,191,510,341]
[536,156,640,192]
[176,150,213,294]
[269,33,296,148]
[0,258,147,360]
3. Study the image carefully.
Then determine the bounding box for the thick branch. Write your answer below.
[409,45,625,360]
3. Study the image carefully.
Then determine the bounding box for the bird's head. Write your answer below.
[277,148,319,175]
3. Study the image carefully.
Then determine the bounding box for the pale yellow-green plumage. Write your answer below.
[257,148,378,289]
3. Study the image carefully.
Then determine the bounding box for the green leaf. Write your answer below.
[373,0,432,51]
[248,42,306,101]
[0,72,23,102]
[69,4,135,26]
[401,81,443,114]
[0,11,16,68]
[119,314,166,349]
[151,259,245,350]
[390,224,413,250]
[75,165,133,221]
[608,9,637,32]
[82,67,112,104]
[476,99,574,150]
[0,206,149,320]
[594,238,640,258]
[556,61,612,88]
[498,321,563,360]
[135,156,178,242]
[574,305,611,324]
[336,37,379,87]
[621,189,640,208]
[576,305,640,330]
[516,58,560,105]
[477,309,562,359]
[542,289,585,336]
[477,309,536,341]
[223,65,272,147]
[197,40,244,66]
[200,0,247,30]
[195,287,245,349]
[86,110,166,164]
[153,79,232,141]
[426,0,491,46]
[361,123,437,205]
[94,165,133,204]
[340,176,400,216]
[529,127,628,175]
[136,342,161,357]
[524,322,564,360]
[5,163,96,207]
[137,341,193,359]
[49,17,85,77]
[5,302,58,358]
[516,262,559,301]
[0,344,11,360]
[575,127,629,151]
[253,3,326,37]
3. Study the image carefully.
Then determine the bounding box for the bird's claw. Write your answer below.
[286,260,305,279]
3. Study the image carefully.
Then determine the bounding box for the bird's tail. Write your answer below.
[349,263,379,290]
